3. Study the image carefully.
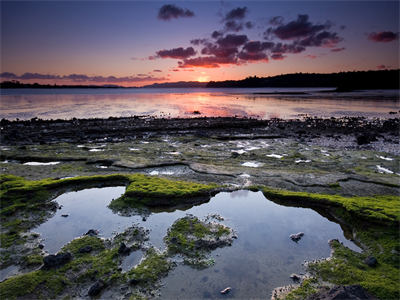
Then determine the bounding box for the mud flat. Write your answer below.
[0,116,399,299]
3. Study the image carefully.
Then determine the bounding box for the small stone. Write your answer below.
[364,256,378,267]
[289,232,304,243]
[290,273,301,282]
[38,244,44,249]
[88,279,106,297]
[78,246,93,253]
[61,214,69,218]
[220,287,231,294]
[85,229,99,236]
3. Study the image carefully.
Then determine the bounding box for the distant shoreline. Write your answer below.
[1,69,399,90]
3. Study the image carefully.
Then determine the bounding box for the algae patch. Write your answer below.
[165,215,235,267]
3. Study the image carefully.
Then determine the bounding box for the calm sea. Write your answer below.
[0,88,399,120]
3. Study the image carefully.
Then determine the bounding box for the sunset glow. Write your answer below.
[1,1,399,86]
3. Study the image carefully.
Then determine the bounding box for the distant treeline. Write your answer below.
[1,69,399,90]
[206,70,400,90]
[0,81,127,89]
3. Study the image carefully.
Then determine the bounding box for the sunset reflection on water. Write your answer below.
[1,89,398,120]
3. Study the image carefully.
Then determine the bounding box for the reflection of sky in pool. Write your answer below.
[34,187,361,299]
[1,88,398,120]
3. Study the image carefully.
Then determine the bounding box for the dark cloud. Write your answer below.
[368,31,399,42]
[245,21,253,29]
[265,14,343,51]
[178,56,238,68]
[269,16,284,26]
[376,65,388,70]
[216,34,248,48]
[190,38,208,45]
[0,72,17,79]
[224,20,243,32]
[156,47,196,59]
[271,42,305,54]
[0,72,166,83]
[224,7,247,21]
[243,41,274,53]
[271,53,286,60]
[158,4,194,21]
[331,47,345,52]
[153,69,162,72]
[201,43,239,58]
[272,15,328,40]
[238,51,268,62]
[211,31,223,39]
[298,31,342,47]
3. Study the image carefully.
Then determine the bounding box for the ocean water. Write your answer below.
[0,88,398,120]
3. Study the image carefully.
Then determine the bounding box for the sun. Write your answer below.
[196,76,209,82]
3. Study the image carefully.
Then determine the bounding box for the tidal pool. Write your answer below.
[33,187,360,298]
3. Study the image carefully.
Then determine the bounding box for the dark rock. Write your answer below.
[61,214,69,218]
[306,284,377,300]
[42,252,72,269]
[129,278,140,285]
[364,256,378,267]
[290,273,301,282]
[78,246,93,253]
[85,229,99,236]
[38,244,44,249]
[118,242,131,255]
[356,134,377,145]
[231,151,239,158]
[290,232,304,243]
[88,279,106,297]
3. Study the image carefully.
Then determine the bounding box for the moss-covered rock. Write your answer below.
[127,248,173,285]
[258,186,400,224]
[164,215,235,267]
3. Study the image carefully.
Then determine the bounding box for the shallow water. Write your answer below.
[33,187,360,298]
[1,88,398,120]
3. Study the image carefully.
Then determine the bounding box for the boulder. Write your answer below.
[42,252,72,269]
[118,242,131,255]
[364,256,378,267]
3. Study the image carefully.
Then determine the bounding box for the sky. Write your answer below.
[1,1,399,86]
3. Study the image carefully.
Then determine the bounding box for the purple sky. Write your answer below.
[1,1,399,86]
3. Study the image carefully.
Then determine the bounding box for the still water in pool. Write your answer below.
[33,187,360,298]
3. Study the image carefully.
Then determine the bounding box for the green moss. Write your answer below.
[258,186,400,224]
[24,254,43,266]
[284,278,318,300]
[128,248,172,284]
[164,216,232,259]
[308,239,399,299]
[61,236,105,257]
[0,270,67,300]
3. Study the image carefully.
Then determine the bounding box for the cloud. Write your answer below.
[368,31,399,42]
[265,14,343,50]
[216,34,248,48]
[153,69,162,72]
[376,64,391,70]
[271,14,328,40]
[331,47,345,52]
[156,47,196,59]
[271,53,286,60]
[158,4,194,21]
[178,56,238,68]
[0,72,167,83]
[211,31,223,39]
[224,7,247,21]
[224,20,243,32]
